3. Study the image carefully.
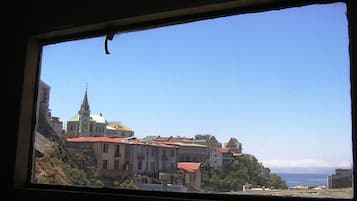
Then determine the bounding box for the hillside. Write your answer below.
[34,144,94,185]
[201,154,288,192]
[34,111,98,186]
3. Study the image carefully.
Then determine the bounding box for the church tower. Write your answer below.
[79,85,90,137]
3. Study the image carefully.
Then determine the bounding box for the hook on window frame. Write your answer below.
[105,32,115,55]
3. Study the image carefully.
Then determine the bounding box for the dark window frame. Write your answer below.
[115,145,120,158]
[138,160,142,170]
[12,1,355,201]
[114,159,120,170]
[102,160,108,169]
[103,143,109,153]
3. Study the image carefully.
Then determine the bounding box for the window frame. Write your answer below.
[13,0,355,201]
[115,145,120,158]
[103,143,109,153]
[114,159,120,170]
[102,160,108,169]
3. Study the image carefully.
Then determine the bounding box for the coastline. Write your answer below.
[275,172,329,189]
[224,187,353,199]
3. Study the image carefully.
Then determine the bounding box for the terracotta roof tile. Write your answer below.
[67,136,126,143]
[67,137,176,148]
[177,162,201,173]
[216,147,230,153]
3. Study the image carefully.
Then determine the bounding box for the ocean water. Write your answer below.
[277,173,329,188]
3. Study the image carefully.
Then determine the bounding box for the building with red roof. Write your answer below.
[66,136,129,178]
[177,162,202,191]
[66,136,179,185]
[210,147,239,170]
[225,137,242,154]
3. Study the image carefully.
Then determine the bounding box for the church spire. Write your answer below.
[81,83,90,111]
[78,83,90,137]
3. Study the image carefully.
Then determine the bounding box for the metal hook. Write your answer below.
[105,33,115,54]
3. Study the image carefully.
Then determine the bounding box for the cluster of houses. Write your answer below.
[36,80,243,192]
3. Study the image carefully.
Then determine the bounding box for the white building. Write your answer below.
[66,87,134,138]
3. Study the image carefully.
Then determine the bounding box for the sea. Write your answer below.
[276,173,329,188]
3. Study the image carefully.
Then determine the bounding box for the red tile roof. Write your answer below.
[177,162,201,173]
[151,143,176,148]
[66,137,176,148]
[154,136,193,142]
[67,137,126,143]
[216,147,230,153]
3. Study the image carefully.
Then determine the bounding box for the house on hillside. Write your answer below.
[177,162,202,191]
[149,136,209,163]
[66,137,128,179]
[210,147,239,170]
[194,134,222,152]
[225,137,242,154]
[66,136,182,188]
[127,141,178,183]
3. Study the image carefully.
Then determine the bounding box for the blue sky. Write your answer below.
[40,3,352,173]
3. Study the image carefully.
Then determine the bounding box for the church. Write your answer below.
[66,87,134,138]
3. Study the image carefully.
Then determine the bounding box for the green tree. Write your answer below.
[201,154,288,192]
[268,173,288,189]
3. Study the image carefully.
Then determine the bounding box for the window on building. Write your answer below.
[114,145,120,157]
[114,159,120,169]
[102,160,108,169]
[42,91,48,102]
[103,143,108,153]
[138,160,142,170]
[161,150,167,161]
[162,162,166,171]
[185,156,190,161]
[171,150,175,157]
[151,162,155,171]
[15,0,354,200]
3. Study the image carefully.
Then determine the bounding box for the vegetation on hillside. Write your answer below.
[201,154,288,192]
[113,179,138,189]
[35,146,90,185]
[34,144,137,189]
